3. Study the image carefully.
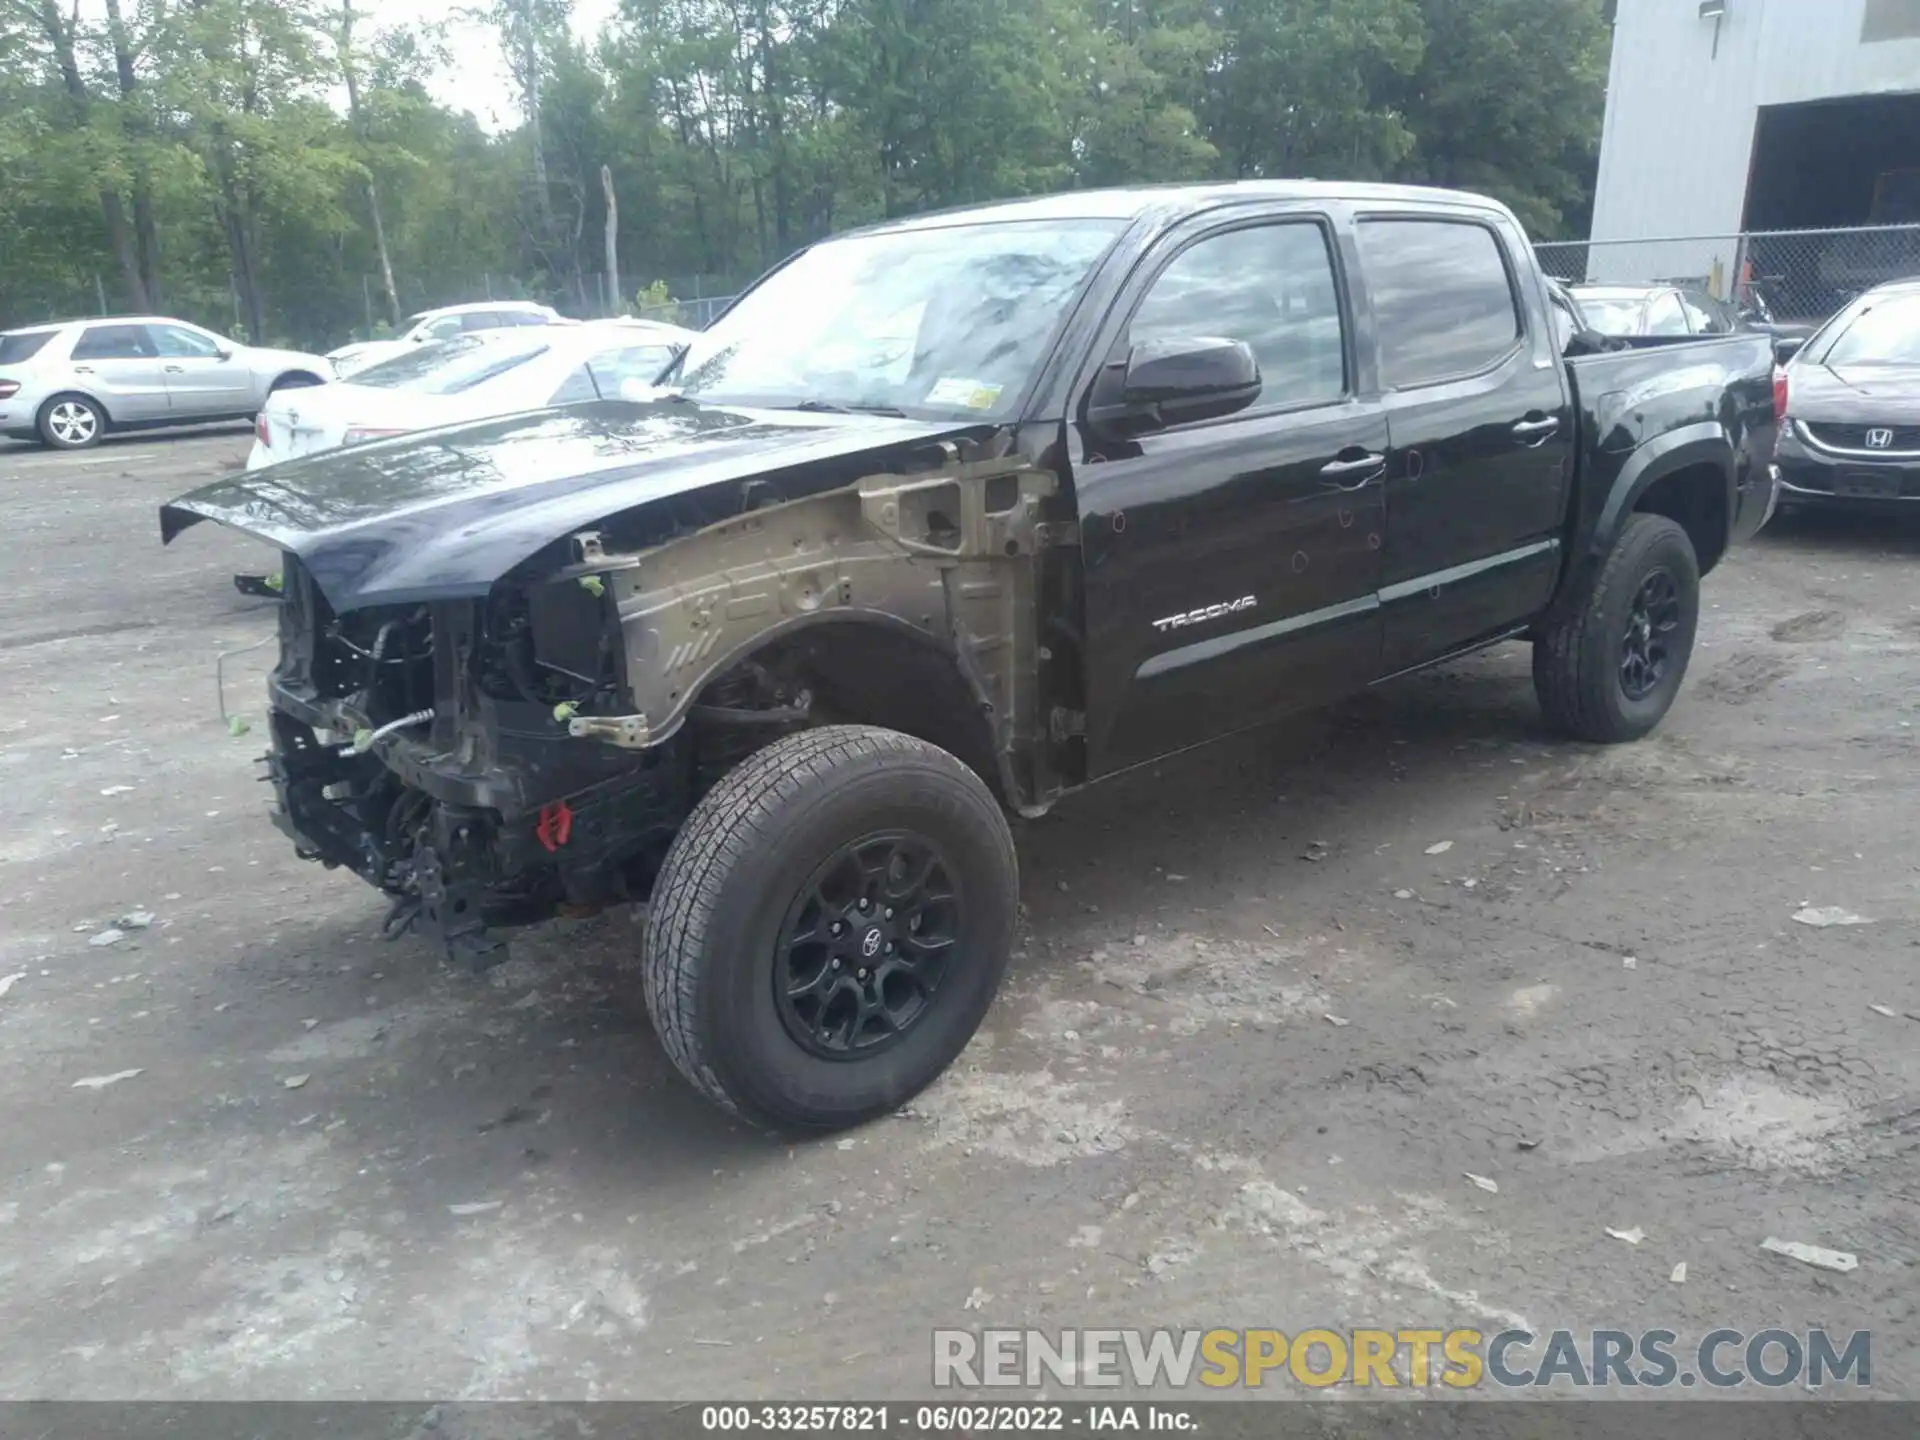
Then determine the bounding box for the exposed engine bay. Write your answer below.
[261,441,1077,967]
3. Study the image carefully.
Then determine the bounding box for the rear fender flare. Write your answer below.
[1550,424,1733,622]
[1592,424,1736,558]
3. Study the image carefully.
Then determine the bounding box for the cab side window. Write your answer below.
[1356,219,1523,387]
[1127,222,1347,413]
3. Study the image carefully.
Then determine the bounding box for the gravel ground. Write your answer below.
[0,431,1914,1401]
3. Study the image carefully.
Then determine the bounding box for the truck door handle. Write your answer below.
[163,364,185,374]
[1320,451,1386,488]
[1512,416,1560,443]
[72,365,93,375]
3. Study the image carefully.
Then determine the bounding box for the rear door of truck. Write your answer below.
[1350,207,1574,673]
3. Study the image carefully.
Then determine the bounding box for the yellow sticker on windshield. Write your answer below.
[926,377,1003,410]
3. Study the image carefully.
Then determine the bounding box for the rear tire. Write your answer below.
[643,725,1017,1132]
[1533,514,1700,744]
[38,393,105,450]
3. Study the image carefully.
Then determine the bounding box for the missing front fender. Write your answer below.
[592,460,1059,798]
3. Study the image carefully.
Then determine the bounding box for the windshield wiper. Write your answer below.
[783,399,908,418]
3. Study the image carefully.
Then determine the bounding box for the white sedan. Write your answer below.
[325,300,565,378]
[248,319,692,471]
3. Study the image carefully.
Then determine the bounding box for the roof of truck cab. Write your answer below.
[836,181,1520,238]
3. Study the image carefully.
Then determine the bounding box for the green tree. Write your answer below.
[1,0,1623,341]
[1197,0,1426,180]
[1389,0,1610,237]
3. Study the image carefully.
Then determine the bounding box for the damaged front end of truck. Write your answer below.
[162,402,1076,968]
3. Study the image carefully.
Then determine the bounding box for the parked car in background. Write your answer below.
[1774,277,1920,511]
[0,316,329,450]
[1567,283,1807,346]
[248,317,692,470]
[1545,280,1630,356]
[326,300,566,379]
[1731,284,1821,346]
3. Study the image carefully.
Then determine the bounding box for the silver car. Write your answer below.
[0,316,331,450]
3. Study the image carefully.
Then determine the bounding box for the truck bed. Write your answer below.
[1562,330,1781,578]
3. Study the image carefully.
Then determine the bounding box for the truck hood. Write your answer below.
[1789,363,1920,425]
[161,399,988,613]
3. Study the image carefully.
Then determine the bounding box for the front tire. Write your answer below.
[1533,514,1700,744]
[38,394,105,450]
[644,726,1018,1132]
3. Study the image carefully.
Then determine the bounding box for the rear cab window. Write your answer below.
[1356,218,1523,387]
[0,330,59,365]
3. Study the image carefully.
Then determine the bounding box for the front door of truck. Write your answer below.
[1069,208,1388,777]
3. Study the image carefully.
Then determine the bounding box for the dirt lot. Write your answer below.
[0,430,1915,1401]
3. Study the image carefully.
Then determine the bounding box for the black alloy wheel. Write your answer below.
[1532,513,1700,744]
[776,833,962,1059]
[1619,568,1682,702]
[642,725,1018,1132]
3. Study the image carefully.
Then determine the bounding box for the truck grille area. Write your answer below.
[263,555,689,966]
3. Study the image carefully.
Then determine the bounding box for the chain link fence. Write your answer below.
[1535,224,1920,324]
[0,268,744,347]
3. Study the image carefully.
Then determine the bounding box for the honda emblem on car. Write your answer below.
[1865,428,1894,450]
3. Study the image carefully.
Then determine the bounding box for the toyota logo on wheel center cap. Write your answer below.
[860,927,884,958]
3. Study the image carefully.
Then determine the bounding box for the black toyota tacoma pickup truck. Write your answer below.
[163,182,1782,1131]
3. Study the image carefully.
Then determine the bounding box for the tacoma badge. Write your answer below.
[1153,595,1257,633]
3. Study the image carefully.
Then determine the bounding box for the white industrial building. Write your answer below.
[1583,0,1920,312]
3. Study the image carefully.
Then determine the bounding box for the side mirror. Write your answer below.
[1089,336,1262,432]
[1773,335,1806,365]
[214,347,233,361]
